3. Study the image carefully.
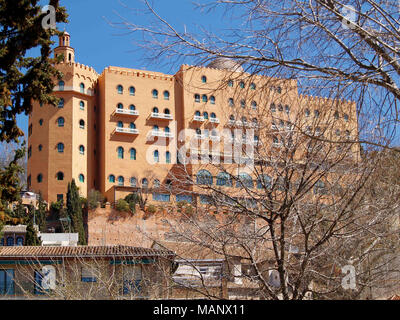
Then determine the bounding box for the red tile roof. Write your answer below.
[0,245,174,258]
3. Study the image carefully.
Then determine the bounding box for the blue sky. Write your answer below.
[17,0,230,136]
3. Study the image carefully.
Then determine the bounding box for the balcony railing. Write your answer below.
[150,112,173,120]
[193,115,205,122]
[115,127,140,135]
[209,117,220,124]
[116,109,139,116]
[150,130,174,138]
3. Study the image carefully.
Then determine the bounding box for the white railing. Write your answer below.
[116,109,139,116]
[115,127,140,134]
[150,131,174,138]
[193,115,205,122]
[54,85,95,96]
[209,118,220,124]
[151,112,173,120]
[209,135,221,142]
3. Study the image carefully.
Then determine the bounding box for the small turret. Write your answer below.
[54,31,75,63]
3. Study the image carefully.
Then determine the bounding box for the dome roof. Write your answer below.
[206,57,244,72]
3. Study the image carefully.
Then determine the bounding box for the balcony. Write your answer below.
[209,117,220,124]
[115,109,139,116]
[209,135,221,142]
[193,115,205,122]
[115,127,139,135]
[150,130,174,138]
[150,112,173,120]
[195,134,207,140]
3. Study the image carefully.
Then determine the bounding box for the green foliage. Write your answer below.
[87,189,104,210]
[177,201,194,216]
[0,143,25,211]
[115,199,130,212]
[123,193,145,214]
[0,0,68,143]
[25,219,41,246]
[66,180,86,245]
[146,205,157,214]
[36,193,47,232]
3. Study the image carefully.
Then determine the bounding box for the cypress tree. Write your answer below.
[66,180,86,245]
[36,193,47,232]
[25,219,41,246]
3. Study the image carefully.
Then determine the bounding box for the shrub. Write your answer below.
[146,205,157,214]
[87,190,104,210]
[115,199,130,212]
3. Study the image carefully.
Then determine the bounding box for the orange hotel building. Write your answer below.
[27,32,359,205]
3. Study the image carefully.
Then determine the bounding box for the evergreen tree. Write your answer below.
[36,193,47,232]
[25,219,41,246]
[66,180,86,245]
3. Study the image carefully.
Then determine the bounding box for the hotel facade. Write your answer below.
[27,32,360,205]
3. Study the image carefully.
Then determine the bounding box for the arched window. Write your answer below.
[250,83,256,90]
[163,91,170,100]
[228,98,234,107]
[129,105,136,110]
[152,89,158,99]
[130,148,136,160]
[164,108,170,114]
[56,171,64,181]
[196,128,202,135]
[194,94,200,102]
[39,119,43,126]
[257,175,272,189]
[251,101,257,110]
[196,169,213,185]
[229,115,235,121]
[80,83,85,93]
[216,172,232,187]
[270,103,276,112]
[210,96,215,104]
[241,116,247,124]
[153,125,159,131]
[129,86,135,96]
[6,237,14,246]
[228,80,233,87]
[240,100,245,108]
[142,178,149,188]
[78,101,84,111]
[117,147,124,159]
[57,143,64,153]
[278,104,283,112]
[79,174,85,183]
[109,175,115,183]
[57,117,64,127]
[37,174,43,183]
[117,103,123,109]
[166,151,171,164]
[164,126,170,133]
[314,110,320,118]
[16,237,24,246]
[79,119,85,129]
[334,111,339,120]
[38,144,42,152]
[153,179,161,188]
[117,85,123,94]
[195,110,201,117]
[305,109,310,117]
[154,150,159,163]
[344,114,349,122]
[153,107,159,113]
[201,75,207,83]
[58,98,64,108]
[79,145,85,155]
[285,105,290,114]
[210,112,216,119]
[236,173,254,188]
[203,112,208,120]
[117,121,123,128]
[118,176,124,186]
[130,177,137,187]
[129,122,136,129]
[239,81,245,89]
[59,80,65,90]
[202,95,208,103]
